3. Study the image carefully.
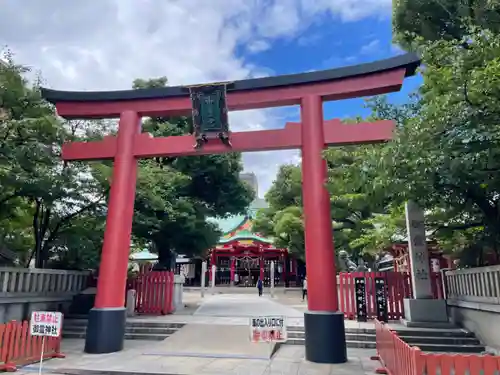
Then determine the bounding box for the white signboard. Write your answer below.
[405,201,433,299]
[30,311,63,337]
[249,316,287,343]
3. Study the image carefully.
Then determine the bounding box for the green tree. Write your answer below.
[393,0,500,48]
[254,164,304,259]
[47,213,106,270]
[0,52,110,268]
[254,144,385,264]
[358,26,500,265]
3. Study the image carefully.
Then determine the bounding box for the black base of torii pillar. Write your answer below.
[305,311,347,363]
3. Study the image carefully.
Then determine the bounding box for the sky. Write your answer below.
[0,0,422,197]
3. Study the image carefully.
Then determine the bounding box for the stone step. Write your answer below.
[285,336,484,353]
[394,328,475,338]
[285,337,376,349]
[62,330,169,341]
[63,326,179,335]
[288,326,475,338]
[63,318,184,342]
[286,326,375,334]
[399,335,481,346]
[63,319,184,329]
[288,331,376,341]
[287,329,479,344]
[416,343,486,354]
[286,326,485,354]
[124,327,178,334]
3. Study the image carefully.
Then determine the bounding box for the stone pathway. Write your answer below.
[19,293,380,375]
[127,311,375,330]
[193,293,304,318]
[21,340,380,375]
[131,292,375,330]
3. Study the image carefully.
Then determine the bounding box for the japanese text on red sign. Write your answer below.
[249,316,287,343]
[30,311,63,337]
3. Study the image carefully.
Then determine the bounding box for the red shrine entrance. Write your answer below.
[210,244,292,287]
[206,202,299,287]
[41,53,420,364]
[389,242,453,273]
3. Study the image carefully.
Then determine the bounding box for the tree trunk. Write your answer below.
[152,240,175,271]
[32,199,43,268]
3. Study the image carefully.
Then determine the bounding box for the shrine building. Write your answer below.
[207,197,299,287]
[206,173,300,287]
[377,240,453,273]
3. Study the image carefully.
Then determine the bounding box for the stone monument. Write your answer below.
[402,201,449,327]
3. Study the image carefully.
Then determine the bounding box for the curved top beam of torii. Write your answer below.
[40,53,420,119]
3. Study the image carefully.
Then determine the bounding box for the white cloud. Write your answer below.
[0,0,390,195]
[360,39,381,55]
[246,40,272,54]
[297,34,323,47]
[301,0,392,22]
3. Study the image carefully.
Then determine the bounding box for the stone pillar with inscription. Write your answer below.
[402,201,450,327]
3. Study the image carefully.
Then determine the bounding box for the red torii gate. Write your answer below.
[41,53,420,364]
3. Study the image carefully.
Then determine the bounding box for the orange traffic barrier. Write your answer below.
[373,319,500,375]
[0,320,64,372]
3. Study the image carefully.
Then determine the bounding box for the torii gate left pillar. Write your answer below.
[41,52,419,364]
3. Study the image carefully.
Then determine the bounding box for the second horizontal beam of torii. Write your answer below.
[62,119,394,161]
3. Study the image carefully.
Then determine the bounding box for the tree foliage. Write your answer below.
[357,24,500,266]
[393,0,500,49]
[253,145,385,265]
[259,20,500,268]
[0,55,253,270]
[254,165,304,259]
[0,52,111,269]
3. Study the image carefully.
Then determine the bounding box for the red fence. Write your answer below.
[0,320,64,371]
[373,319,500,375]
[339,271,443,320]
[128,270,174,315]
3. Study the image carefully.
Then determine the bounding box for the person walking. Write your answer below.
[257,278,263,296]
[302,277,308,301]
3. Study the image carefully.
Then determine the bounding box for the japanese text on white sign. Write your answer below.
[249,316,287,343]
[30,311,63,337]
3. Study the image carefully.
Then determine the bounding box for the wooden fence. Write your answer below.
[128,270,174,315]
[339,271,443,320]
[373,319,500,375]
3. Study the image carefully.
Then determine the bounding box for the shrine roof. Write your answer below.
[208,198,267,234]
[207,198,273,245]
[218,229,273,245]
[41,53,420,103]
[130,249,157,261]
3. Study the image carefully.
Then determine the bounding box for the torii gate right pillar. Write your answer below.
[301,95,346,363]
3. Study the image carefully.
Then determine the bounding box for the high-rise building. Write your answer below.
[240,172,258,196]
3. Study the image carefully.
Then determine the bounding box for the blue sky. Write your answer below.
[239,15,422,122]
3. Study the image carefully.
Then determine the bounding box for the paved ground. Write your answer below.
[193,293,304,318]
[23,340,379,375]
[19,290,380,375]
[142,323,274,360]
